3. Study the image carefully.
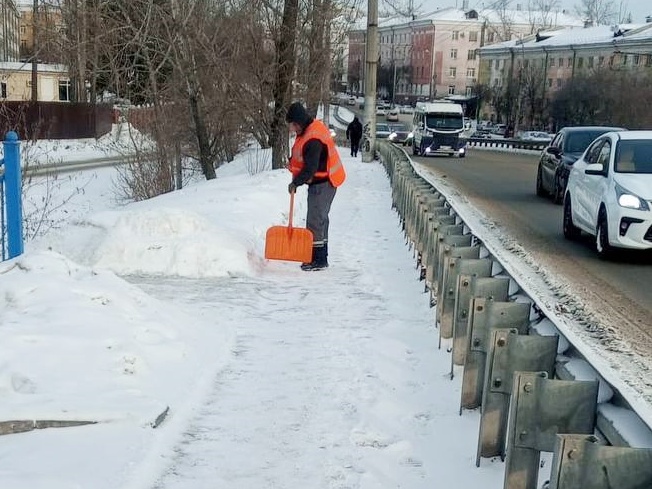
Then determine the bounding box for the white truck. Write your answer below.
[411,101,467,158]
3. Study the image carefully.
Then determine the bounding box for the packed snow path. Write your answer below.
[128,161,508,488]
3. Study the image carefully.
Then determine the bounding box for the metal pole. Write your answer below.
[361,0,378,163]
[4,131,23,259]
[31,0,38,102]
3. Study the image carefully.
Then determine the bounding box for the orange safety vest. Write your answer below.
[288,119,346,187]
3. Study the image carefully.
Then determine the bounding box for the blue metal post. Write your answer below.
[4,131,23,259]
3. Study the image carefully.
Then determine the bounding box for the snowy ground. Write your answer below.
[1,137,529,488]
[1,124,650,488]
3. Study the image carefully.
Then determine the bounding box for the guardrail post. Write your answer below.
[451,274,511,369]
[477,333,559,466]
[3,131,22,259]
[548,434,652,489]
[503,371,598,489]
[436,250,486,342]
[460,298,531,412]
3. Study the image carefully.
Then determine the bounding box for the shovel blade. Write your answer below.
[265,226,313,263]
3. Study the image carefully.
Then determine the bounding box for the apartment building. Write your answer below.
[478,22,652,121]
[347,6,582,103]
[17,0,64,63]
[0,0,20,62]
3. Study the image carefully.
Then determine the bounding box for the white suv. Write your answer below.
[563,130,652,258]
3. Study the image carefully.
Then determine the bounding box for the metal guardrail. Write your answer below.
[467,137,549,152]
[376,139,652,489]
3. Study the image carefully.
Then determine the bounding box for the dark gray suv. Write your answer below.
[536,126,626,203]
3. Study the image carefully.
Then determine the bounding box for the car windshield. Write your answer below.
[425,113,463,130]
[389,123,408,132]
[615,140,652,173]
[376,124,390,132]
[564,131,608,154]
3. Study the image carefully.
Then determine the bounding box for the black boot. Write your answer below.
[300,246,328,271]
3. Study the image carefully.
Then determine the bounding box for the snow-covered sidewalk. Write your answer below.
[0,151,527,488]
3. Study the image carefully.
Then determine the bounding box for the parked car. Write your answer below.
[387,122,411,145]
[386,108,400,122]
[537,126,626,204]
[376,107,387,117]
[517,130,553,143]
[375,122,392,139]
[399,105,414,114]
[563,130,652,258]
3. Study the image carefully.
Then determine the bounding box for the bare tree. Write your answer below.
[270,0,300,170]
[574,0,618,25]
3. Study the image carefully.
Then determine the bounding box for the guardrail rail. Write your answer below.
[376,139,652,489]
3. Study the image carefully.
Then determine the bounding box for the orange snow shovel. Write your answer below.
[265,192,313,263]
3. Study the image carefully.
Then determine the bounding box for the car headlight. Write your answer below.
[615,183,650,211]
[330,130,336,138]
[407,132,413,139]
[389,132,397,140]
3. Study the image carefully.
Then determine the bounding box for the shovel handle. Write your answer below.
[288,191,295,229]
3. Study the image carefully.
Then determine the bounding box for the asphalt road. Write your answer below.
[411,147,652,352]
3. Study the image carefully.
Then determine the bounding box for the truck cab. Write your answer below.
[411,102,467,158]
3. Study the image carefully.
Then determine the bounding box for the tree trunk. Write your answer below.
[305,0,324,117]
[271,0,299,170]
[189,93,217,180]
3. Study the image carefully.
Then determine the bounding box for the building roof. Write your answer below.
[481,23,652,52]
[0,62,67,73]
[351,7,583,33]
[420,6,583,27]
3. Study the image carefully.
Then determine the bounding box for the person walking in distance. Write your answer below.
[346,116,363,157]
[286,102,346,271]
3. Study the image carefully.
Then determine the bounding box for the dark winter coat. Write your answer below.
[346,117,363,143]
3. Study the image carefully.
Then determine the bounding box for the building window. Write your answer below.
[465,86,473,96]
[1,82,6,98]
[449,67,457,78]
[488,59,493,68]
[577,57,583,68]
[567,57,573,67]
[487,32,495,43]
[547,78,553,87]
[588,56,594,67]
[469,31,478,42]
[558,57,564,67]
[59,80,71,101]
[622,54,628,65]
[450,48,457,59]
[634,54,640,65]
[599,56,605,65]
[448,85,456,95]
[452,30,459,40]
[549,58,555,67]
[467,49,476,60]
[646,55,652,66]
[466,67,476,78]
[556,78,562,88]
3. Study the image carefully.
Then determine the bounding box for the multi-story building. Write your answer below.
[347,5,582,105]
[0,0,20,62]
[16,0,63,63]
[478,22,652,123]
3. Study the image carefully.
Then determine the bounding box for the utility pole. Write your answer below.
[31,0,38,102]
[362,0,378,163]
